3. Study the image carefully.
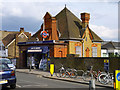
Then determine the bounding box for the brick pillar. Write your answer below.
[44,12,58,41]
[52,17,58,40]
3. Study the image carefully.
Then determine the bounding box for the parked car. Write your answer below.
[0,58,16,70]
[0,63,16,89]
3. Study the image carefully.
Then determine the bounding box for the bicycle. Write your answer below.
[65,68,77,78]
[55,64,66,78]
[98,72,114,85]
[82,66,105,81]
[55,64,77,78]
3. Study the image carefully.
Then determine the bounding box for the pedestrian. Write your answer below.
[31,56,35,69]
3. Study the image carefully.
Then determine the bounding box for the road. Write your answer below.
[2,72,113,90]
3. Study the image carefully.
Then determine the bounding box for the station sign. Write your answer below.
[27,46,49,53]
[18,40,54,45]
[40,31,49,39]
[104,59,109,72]
[27,47,42,53]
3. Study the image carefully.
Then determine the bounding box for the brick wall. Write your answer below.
[50,57,120,73]
[54,45,67,57]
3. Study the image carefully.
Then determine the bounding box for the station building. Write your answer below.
[17,7,103,68]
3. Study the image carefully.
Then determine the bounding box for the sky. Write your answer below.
[0,0,119,41]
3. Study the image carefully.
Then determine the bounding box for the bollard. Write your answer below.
[89,79,95,90]
[50,64,54,76]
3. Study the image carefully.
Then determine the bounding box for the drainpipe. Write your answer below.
[82,40,84,57]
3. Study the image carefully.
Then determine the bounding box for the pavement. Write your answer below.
[16,69,114,89]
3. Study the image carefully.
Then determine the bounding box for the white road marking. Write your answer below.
[16,84,22,88]
[22,84,48,87]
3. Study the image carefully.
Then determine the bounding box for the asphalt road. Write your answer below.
[2,72,113,90]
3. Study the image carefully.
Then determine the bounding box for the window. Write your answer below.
[92,47,97,57]
[75,46,81,57]
[103,53,107,57]
[0,46,5,50]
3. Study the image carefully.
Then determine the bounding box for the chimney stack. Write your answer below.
[20,27,24,33]
[81,13,90,28]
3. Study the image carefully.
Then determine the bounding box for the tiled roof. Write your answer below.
[2,31,31,46]
[101,41,116,49]
[30,7,103,42]
[55,7,82,40]
[2,34,16,46]
[55,7,103,41]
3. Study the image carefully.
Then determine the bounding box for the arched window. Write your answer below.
[92,47,97,57]
[75,46,81,57]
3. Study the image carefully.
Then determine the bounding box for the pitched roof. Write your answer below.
[55,7,103,41]
[28,24,43,42]
[55,7,82,40]
[2,31,30,46]
[112,42,120,47]
[90,29,103,42]
[2,34,16,46]
[101,41,116,49]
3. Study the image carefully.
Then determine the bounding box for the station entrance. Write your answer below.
[17,40,67,69]
[26,46,49,70]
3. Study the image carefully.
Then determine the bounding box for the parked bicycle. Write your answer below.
[82,66,105,81]
[55,64,77,78]
[98,72,114,85]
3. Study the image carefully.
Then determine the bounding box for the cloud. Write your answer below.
[90,24,118,41]
[10,8,22,16]
[1,0,119,2]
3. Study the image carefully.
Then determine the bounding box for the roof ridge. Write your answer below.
[64,7,70,39]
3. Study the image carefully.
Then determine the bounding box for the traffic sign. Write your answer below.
[114,70,120,90]
[104,59,109,63]
[104,59,109,72]
[117,72,120,81]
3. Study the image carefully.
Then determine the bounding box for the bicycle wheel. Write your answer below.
[82,71,92,81]
[55,69,66,78]
[60,70,66,77]
[98,73,109,84]
[55,69,60,77]
[70,71,77,78]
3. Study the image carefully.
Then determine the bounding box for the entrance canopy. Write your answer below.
[27,46,49,53]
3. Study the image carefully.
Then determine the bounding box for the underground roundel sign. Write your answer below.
[117,73,120,81]
[40,31,49,39]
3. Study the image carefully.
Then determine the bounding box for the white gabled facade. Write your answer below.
[0,41,8,57]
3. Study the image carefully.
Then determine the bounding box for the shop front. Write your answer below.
[27,46,49,70]
[17,40,67,69]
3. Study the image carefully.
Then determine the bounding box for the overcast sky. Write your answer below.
[0,0,119,41]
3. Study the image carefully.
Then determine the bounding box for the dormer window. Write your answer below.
[20,34,24,38]
[36,38,39,41]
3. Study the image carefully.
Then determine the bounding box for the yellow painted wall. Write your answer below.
[96,43,101,57]
[68,41,75,54]
[83,27,92,57]
[68,41,83,57]
[83,27,101,57]
[68,27,101,57]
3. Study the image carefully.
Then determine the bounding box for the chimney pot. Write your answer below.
[20,27,24,33]
[81,13,90,28]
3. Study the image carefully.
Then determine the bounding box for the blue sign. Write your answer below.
[104,60,109,72]
[117,73,120,81]
[18,40,54,45]
[27,46,49,53]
